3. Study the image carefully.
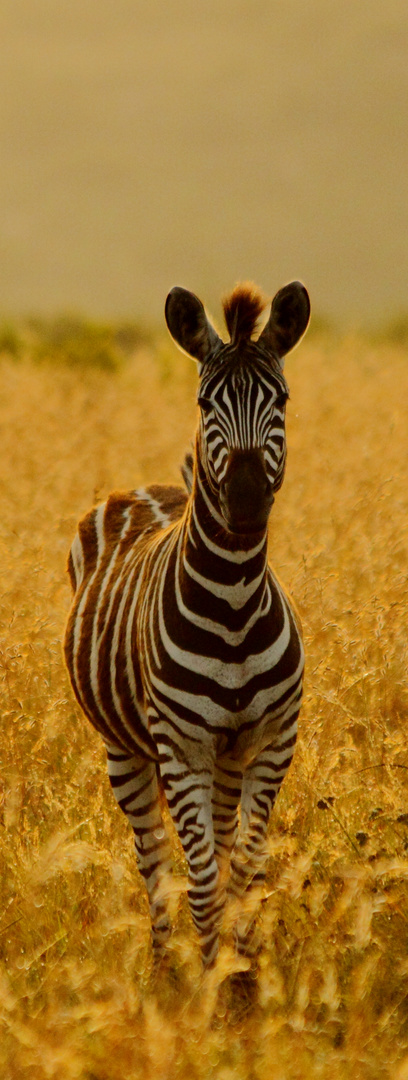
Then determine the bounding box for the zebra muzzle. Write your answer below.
[220,450,274,534]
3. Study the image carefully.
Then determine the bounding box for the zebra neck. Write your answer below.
[180,461,269,618]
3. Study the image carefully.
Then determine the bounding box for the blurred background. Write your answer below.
[1,0,407,327]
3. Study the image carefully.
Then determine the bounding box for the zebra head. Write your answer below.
[165,281,310,535]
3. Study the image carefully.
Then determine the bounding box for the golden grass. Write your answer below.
[0,330,407,1078]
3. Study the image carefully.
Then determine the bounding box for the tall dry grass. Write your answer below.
[0,326,407,1079]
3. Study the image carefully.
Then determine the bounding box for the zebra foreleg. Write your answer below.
[212,758,242,886]
[229,744,292,957]
[106,745,174,950]
[159,753,223,966]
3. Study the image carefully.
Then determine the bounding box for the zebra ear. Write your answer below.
[165,287,222,365]
[258,281,310,360]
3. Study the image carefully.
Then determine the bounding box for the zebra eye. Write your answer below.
[274,393,288,411]
[198,397,214,416]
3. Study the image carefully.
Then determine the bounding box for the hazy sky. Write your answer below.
[1,0,407,325]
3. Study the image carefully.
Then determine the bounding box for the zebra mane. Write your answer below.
[181,450,194,494]
[222,282,266,344]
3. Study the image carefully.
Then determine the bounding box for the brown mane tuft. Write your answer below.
[222,282,266,344]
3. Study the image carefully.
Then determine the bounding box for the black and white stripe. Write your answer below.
[64,280,310,965]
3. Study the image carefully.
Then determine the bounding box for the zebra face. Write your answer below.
[165,279,310,535]
[198,358,289,533]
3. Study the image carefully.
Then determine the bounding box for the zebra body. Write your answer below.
[64,280,310,965]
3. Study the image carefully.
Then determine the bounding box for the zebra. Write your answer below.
[64,279,310,967]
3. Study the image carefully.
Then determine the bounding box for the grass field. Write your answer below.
[0,320,407,1079]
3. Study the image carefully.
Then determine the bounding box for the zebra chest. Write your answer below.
[151,568,297,691]
[144,586,303,760]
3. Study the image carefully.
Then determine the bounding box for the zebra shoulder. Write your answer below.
[134,484,189,530]
[109,485,188,553]
[67,485,188,593]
